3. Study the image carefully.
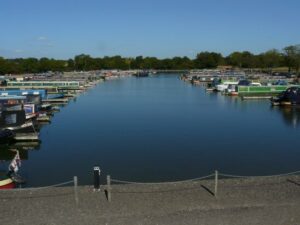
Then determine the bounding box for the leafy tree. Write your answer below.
[66,59,75,71]
[21,58,39,73]
[260,49,283,73]
[74,54,91,71]
[0,57,9,74]
[39,58,52,72]
[227,52,242,67]
[131,56,144,69]
[283,45,300,74]
[194,52,223,69]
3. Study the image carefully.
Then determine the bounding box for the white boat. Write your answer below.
[225,84,237,94]
[216,81,238,92]
[251,82,262,86]
[25,113,36,120]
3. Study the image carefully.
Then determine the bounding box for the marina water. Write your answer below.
[3,74,300,186]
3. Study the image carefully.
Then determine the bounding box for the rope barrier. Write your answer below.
[1,169,300,193]
[111,174,215,185]
[219,170,300,179]
[0,180,74,192]
[111,170,300,185]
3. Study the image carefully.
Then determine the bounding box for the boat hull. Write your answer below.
[6,121,36,133]
[0,178,15,189]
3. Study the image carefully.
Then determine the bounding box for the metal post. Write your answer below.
[107,175,111,202]
[214,170,218,198]
[74,176,79,205]
[93,166,101,191]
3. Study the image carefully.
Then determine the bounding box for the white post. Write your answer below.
[107,175,111,202]
[214,170,218,198]
[74,176,79,205]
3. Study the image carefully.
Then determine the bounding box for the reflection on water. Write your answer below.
[0,147,29,160]
[271,106,300,128]
[0,142,40,160]
[0,141,40,176]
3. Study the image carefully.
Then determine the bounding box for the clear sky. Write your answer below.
[0,0,299,59]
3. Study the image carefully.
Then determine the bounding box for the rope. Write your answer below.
[219,170,300,179]
[111,174,214,185]
[111,170,300,185]
[0,180,74,192]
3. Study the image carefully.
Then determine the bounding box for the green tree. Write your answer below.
[39,58,52,72]
[283,45,300,74]
[260,49,283,73]
[227,51,256,68]
[66,59,75,71]
[194,52,223,69]
[21,58,39,73]
[131,56,144,69]
[74,54,91,71]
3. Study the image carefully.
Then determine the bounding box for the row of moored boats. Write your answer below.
[0,74,102,189]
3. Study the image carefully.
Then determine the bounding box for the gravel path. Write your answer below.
[1,175,300,225]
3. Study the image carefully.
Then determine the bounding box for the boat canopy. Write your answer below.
[238,80,251,86]
[280,87,300,103]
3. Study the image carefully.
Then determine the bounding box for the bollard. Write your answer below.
[93,166,101,191]
[214,170,218,198]
[74,176,79,205]
[107,175,111,202]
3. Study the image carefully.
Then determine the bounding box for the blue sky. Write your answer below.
[0,0,299,59]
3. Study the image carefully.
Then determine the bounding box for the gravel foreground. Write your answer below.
[1,175,300,225]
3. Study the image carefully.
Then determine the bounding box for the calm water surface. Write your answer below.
[2,74,300,186]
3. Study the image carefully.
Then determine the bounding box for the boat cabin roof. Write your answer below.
[0,95,26,100]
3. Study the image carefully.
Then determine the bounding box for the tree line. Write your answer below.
[0,45,299,75]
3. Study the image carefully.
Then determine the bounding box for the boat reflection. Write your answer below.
[0,148,28,161]
[271,106,300,128]
[0,141,40,161]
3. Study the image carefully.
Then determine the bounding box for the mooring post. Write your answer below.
[93,166,101,191]
[214,170,218,198]
[74,176,79,205]
[107,175,111,202]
